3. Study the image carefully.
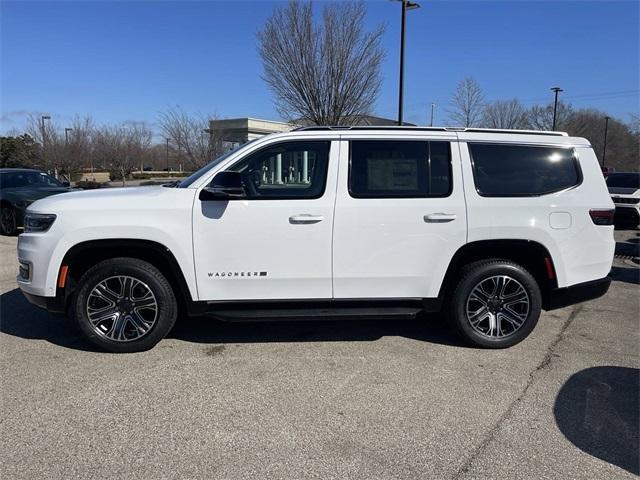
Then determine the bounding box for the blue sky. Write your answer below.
[1,0,638,137]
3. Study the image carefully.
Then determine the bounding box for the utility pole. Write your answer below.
[40,115,51,173]
[550,87,563,130]
[430,103,436,127]
[397,0,420,126]
[602,116,610,167]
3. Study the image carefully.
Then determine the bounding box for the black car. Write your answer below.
[0,168,74,235]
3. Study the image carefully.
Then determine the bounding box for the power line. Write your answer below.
[408,89,639,110]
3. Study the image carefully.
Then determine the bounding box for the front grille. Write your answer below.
[612,196,639,205]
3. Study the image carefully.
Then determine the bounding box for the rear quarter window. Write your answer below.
[469,143,582,197]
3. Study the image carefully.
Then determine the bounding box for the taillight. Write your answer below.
[589,209,615,226]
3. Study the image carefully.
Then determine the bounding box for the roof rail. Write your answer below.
[291,126,568,137]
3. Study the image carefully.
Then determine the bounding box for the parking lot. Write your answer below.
[0,231,638,479]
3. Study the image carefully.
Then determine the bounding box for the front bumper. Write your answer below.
[21,291,67,314]
[545,276,611,310]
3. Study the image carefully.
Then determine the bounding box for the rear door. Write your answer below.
[332,133,467,299]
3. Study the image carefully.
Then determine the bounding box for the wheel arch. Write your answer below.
[60,239,198,315]
[438,239,558,310]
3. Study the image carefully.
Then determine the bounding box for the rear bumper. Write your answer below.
[545,276,611,310]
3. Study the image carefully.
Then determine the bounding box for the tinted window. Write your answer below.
[227,141,330,199]
[469,144,580,196]
[349,140,451,198]
[606,173,640,189]
[0,171,63,189]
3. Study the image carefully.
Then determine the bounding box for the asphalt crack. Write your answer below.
[452,304,584,479]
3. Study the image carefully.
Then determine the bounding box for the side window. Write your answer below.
[349,140,452,198]
[469,143,581,196]
[228,141,330,199]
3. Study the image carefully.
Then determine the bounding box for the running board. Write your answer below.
[207,306,423,322]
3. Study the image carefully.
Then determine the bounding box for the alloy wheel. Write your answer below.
[86,275,158,342]
[465,275,530,339]
[0,208,16,235]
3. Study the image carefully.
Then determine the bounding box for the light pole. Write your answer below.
[397,0,420,126]
[165,137,170,172]
[40,115,51,172]
[550,86,563,130]
[430,102,436,127]
[602,116,610,167]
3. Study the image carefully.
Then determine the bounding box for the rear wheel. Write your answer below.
[73,257,177,353]
[450,259,541,348]
[0,205,17,236]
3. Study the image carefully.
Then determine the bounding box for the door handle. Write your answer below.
[424,213,457,223]
[289,214,324,224]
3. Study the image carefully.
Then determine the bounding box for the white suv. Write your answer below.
[17,127,615,353]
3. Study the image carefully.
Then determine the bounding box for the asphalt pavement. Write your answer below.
[0,231,638,479]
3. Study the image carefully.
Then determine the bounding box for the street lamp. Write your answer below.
[397,0,420,126]
[602,116,611,167]
[40,115,51,172]
[430,102,436,127]
[165,137,170,172]
[550,86,563,131]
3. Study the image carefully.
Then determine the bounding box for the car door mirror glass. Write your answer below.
[200,171,246,200]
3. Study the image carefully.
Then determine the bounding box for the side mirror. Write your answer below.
[199,171,246,200]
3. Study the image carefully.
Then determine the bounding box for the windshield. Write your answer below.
[0,171,64,189]
[178,141,256,188]
[606,173,640,189]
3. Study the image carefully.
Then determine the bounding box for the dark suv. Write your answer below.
[0,168,73,235]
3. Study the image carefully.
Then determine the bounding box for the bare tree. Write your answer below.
[61,115,94,178]
[93,123,152,186]
[158,106,223,170]
[25,113,63,174]
[258,0,385,125]
[448,77,485,127]
[482,99,529,129]
[564,109,639,171]
[527,101,573,131]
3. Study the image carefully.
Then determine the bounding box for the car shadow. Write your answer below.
[554,366,639,476]
[169,312,465,347]
[0,288,97,351]
[0,288,466,350]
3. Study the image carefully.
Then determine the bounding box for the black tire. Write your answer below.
[449,259,542,349]
[72,257,177,353]
[0,204,17,236]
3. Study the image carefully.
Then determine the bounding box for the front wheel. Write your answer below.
[450,259,542,348]
[73,257,177,353]
[0,205,17,236]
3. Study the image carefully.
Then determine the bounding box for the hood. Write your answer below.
[608,187,639,196]
[27,186,180,213]
[29,185,195,213]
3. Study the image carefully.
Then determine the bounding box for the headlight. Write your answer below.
[24,213,57,233]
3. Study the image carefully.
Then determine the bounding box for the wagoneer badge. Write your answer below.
[208,271,268,278]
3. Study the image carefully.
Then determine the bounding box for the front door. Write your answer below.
[332,135,467,299]
[192,139,339,301]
